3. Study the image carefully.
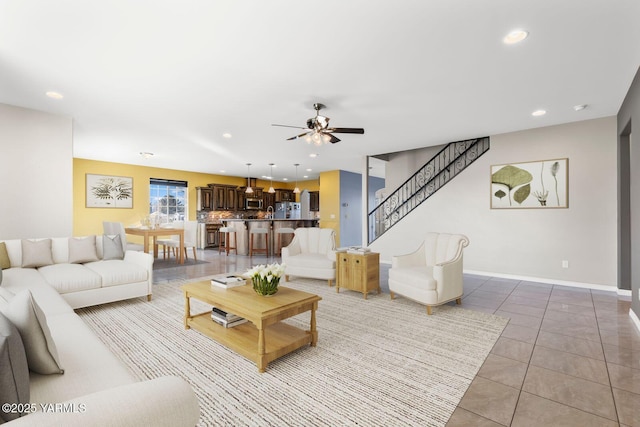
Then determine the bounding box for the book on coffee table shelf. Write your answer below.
[211,307,246,328]
[211,275,245,289]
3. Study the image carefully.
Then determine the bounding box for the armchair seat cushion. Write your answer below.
[287,254,335,270]
[388,266,436,290]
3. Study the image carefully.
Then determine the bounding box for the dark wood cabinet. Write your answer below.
[236,189,246,211]
[206,224,220,247]
[226,187,237,211]
[197,187,213,211]
[309,191,320,211]
[275,189,295,202]
[263,192,275,210]
[211,186,227,210]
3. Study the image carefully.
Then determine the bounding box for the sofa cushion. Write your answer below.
[29,311,135,404]
[0,312,30,423]
[21,239,54,268]
[0,242,11,269]
[103,235,124,260]
[0,290,64,375]
[0,268,73,317]
[389,266,437,290]
[286,253,335,270]
[68,236,99,264]
[84,260,148,287]
[37,264,102,294]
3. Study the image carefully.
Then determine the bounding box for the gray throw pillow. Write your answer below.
[68,235,99,264]
[0,290,64,375]
[103,234,124,260]
[0,312,30,423]
[21,239,54,268]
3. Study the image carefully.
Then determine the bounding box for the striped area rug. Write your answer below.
[77,278,508,426]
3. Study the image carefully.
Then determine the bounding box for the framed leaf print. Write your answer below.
[490,158,568,209]
[86,174,133,208]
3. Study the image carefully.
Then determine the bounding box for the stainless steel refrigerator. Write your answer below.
[274,202,301,219]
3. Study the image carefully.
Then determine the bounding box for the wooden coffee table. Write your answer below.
[181,280,321,372]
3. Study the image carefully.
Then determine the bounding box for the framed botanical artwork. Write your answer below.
[86,174,133,208]
[490,158,568,209]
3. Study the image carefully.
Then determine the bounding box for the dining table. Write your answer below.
[125,226,185,264]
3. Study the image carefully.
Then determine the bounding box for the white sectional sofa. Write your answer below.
[0,236,200,426]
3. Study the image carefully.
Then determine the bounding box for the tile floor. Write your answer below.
[153,249,640,427]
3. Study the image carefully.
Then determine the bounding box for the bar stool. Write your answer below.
[249,228,269,257]
[275,227,295,256]
[218,226,237,256]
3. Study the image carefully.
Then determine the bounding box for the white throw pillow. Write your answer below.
[0,289,64,375]
[68,235,99,264]
[21,239,54,268]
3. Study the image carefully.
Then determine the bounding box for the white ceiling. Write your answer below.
[1,1,639,182]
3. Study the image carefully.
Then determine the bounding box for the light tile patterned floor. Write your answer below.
[153,249,640,426]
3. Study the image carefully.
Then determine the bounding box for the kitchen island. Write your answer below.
[220,219,319,256]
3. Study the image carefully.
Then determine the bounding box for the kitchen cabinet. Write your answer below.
[309,191,319,211]
[197,187,213,211]
[205,224,220,247]
[226,187,238,211]
[275,189,295,202]
[263,192,275,210]
[236,189,246,211]
[336,252,380,299]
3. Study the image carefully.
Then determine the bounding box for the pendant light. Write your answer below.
[293,163,300,194]
[245,163,253,194]
[268,163,276,193]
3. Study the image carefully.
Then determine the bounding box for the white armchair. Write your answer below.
[389,232,469,315]
[281,228,337,287]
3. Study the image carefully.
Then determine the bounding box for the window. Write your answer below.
[149,178,188,223]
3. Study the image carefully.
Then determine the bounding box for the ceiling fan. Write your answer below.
[272,103,364,145]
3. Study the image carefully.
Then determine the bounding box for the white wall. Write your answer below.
[371,116,618,288]
[0,104,73,238]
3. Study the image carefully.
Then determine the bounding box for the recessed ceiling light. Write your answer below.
[306,168,312,172]
[531,109,547,117]
[309,153,318,158]
[283,178,288,181]
[220,170,226,173]
[140,152,154,159]
[303,175,308,178]
[503,30,528,45]
[573,104,587,111]
[222,132,232,139]
[46,91,64,99]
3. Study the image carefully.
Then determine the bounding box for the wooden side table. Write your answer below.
[336,251,380,299]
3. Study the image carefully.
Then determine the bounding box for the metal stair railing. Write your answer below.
[368,136,490,244]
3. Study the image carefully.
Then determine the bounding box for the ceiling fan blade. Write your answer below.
[328,133,341,144]
[327,127,365,134]
[272,124,308,130]
[286,132,310,141]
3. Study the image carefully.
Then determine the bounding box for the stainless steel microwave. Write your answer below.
[245,198,263,210]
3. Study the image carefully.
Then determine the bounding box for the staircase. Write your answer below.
[368,137,490,244]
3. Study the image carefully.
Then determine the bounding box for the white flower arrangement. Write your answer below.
[244,263,286,295]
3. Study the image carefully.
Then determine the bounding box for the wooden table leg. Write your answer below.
[183,294,191,329]
[258,325,266,372]
[152,236,158,258]
[310,302,318,346]
[142,235,150,254]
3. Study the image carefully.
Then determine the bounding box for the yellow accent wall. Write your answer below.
[319,170,341,246]
[73,158,321,238]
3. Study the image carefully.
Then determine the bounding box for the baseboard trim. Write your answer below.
[617,289,632,297]
[463,269,618,293]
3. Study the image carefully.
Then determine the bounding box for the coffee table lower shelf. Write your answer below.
[187,312,312,371]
